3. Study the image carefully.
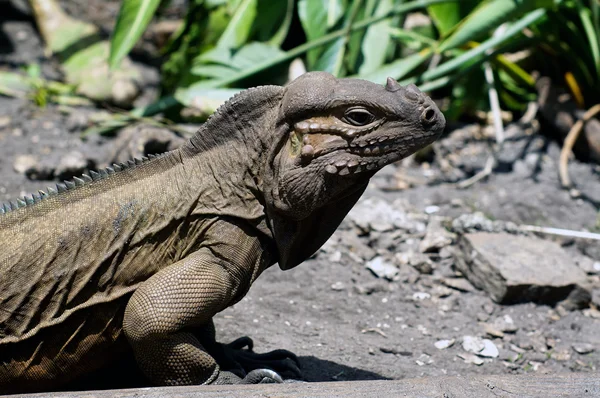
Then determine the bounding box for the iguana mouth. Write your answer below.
[289,124,416,175]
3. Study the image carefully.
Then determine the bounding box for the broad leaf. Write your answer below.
[298,0,330,67]
[426,8,549,81]
[216,0,257,49]
[109,0,162,69]
[575,0,600,78]
[438,0,555,52]
[359,49,432,84]
[230,42,285,69]
[359,0,394,75]
[427,1,478,37]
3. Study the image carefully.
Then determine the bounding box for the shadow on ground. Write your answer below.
[62,354,385,392]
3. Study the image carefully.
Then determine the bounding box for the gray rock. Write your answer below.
[13,154,38,174]
[462,336,499,358]
[592,287,600,308]
[575,256,600,274]
[419,217,455,253]
[354,281,391,295]
[454,232,590,304]
[558,285,593,311]
[491,314,518,333]
[13,154,54,180]
[395,251,434,274]
[366,256,399,281]
[110,124,185,164]
[451,212,519,235]
[572,343,595,354]
[346,197,425,233]
[55,151,90,180]
[457,353,484,365]
[434,339,455,350]
[442,277,475,292]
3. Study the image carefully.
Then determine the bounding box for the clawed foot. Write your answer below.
[209,336,302,383]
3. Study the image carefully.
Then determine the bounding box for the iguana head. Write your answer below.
[262,72,445,270]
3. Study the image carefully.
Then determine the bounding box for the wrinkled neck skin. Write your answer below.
[176,85,369,272]
[262,113,374,272]
[177,86,285,233]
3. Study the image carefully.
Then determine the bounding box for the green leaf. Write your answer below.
[438,0,555,52]
[140,0,451,109]
[358,0,394,75]
[298,0,331,67]
[425,8,549,81]
[230,42,285,69]
[0,71,33,97]
[191,42,284,78]
[326,0,345,28]
[265,0,294,46]
[575,0,600,79]
[427,1,478,37]
[314,37,346,74]
[388,27,437,48]
[216,0,257,50]
[109,0,162,69]
[314,0,362,77]
[359,49,432,84]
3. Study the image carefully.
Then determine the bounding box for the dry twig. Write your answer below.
[559,103,600,188]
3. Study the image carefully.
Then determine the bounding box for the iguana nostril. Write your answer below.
[423,108,436,123]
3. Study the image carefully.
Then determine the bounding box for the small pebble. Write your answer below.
[572,343,594,355]
[435,339,455,350]
[412,292,431,301]
[458,353,484,366]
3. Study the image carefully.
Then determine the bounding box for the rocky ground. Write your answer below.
[1,0,599,391]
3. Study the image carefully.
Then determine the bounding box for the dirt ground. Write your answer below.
[0,0,599,392]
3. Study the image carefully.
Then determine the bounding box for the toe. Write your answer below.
[241,369,283,384]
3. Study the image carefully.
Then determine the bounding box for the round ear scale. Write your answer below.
[385,77,402,92]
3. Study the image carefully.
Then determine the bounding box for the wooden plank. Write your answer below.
[11,373,600,398]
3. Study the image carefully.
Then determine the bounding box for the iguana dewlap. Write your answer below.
[0,72,445,393]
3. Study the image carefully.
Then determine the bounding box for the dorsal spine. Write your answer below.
[0,154,160,215]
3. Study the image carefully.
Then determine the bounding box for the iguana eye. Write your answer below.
[343,108,375,126]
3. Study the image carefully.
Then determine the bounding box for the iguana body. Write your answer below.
[0,72,445,393]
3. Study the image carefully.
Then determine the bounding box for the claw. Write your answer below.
[234,349,302,379]
[241,369,283,384]
[227,336,254,351]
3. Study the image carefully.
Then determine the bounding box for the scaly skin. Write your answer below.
[0,72,445,393]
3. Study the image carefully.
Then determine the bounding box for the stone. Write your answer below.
[572,343,595,355]
[110,124,185,164]
[419,217,455,253]
[491,314,518,333]
[346,197,425,233]
[442,277,475,292]
[412,292,431,301]
[462,336,499,358]
[454,232,590,304]
[482,324,504,338]
[13,154,38,175]
[366,256,399,281]
[55,151,90,180]
[457,353,484,365]
[434,339,455,350]
[395,251,434,274]
[479,339,500,358]
[354,281,390,295]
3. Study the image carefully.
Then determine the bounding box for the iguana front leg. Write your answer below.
[123,223,293,385]
[194,321,301,382]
